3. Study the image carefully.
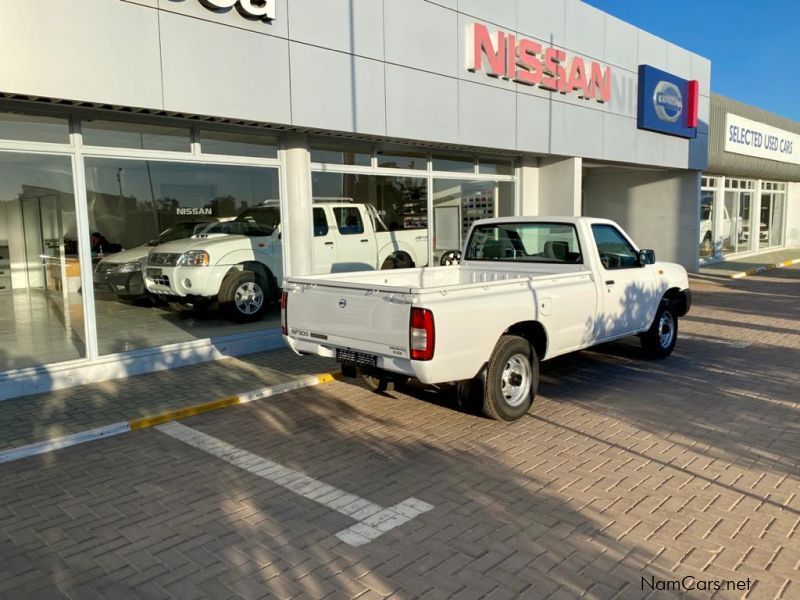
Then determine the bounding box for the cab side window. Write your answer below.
[591,224,639,269]
[313,208,329,237]
[334,207,364,235]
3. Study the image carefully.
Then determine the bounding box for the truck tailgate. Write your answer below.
[285,282,412,358]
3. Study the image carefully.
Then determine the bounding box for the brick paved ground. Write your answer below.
[1,268,798,599]
[0,349,335,451]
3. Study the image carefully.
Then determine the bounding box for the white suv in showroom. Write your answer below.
[143,200,427,322]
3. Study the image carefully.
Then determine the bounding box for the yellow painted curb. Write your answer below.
[129,372,338,431]
[729,257,800,279]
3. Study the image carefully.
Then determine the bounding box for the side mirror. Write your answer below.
[638,249,656,266]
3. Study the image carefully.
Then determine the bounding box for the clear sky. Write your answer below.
[583,0,800,122]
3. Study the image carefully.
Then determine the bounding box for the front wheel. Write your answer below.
[483,335,539,421]
[218,271,270,323]
[640,301,678,359]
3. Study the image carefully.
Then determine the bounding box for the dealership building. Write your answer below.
[0,0,795,399]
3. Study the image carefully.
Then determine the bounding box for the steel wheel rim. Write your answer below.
[658,311,675,349]
[500,353,531,407]
[234,281,264,315]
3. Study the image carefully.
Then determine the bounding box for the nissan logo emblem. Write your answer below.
[338,298,347,308]
[652,80,683,123]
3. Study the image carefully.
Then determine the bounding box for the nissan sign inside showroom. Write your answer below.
[637,64,699,138]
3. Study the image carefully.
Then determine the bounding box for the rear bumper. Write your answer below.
[285,336,418,379]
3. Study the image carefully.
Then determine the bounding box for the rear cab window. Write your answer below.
[313,208,329,237]
[464,222,583,263]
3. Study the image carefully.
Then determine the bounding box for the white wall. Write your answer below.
[583,168,701,271]
[785,182,800,248]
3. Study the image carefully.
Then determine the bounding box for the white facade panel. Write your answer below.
[635,128,666,167]
[157,0,289,39]
[458,0,517,30]
[458,81,516,149]
[602,113,636,163]
[0,0,162,109]
[637,31,668,71]
[160,12,291,123]
[663,134,690,169]
[288,0,384,60]
[604,15,638,73]
[517,0,566,46]
[385,0,458,77]
[516,94,552,154]
[665,43,693,81]
[385,65,458,143]
[289,42,386,135]
[550,103,604,160]
[564,0,606,60]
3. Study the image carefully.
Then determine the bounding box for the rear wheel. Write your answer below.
[219,270,270,323]
[483,335,538,421]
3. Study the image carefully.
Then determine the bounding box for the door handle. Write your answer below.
[360,239,369,243]
[324,242,334,246]
[605,280,615,285]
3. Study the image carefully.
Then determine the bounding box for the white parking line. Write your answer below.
[155,421,433,546]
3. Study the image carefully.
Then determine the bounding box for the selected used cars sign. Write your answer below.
[725,113,799,166]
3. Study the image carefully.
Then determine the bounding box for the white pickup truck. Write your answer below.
[282,217,691,421]
[143,200,427,321]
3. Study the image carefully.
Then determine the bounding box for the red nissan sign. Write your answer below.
[466,23,612,103]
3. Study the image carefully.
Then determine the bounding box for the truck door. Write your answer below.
[590,224,658,340]
[332,205,378,271]
[312,207,337,274]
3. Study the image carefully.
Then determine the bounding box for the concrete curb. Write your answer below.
[0,372,337,464]
[729,257,800,279]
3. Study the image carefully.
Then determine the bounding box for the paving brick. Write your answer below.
[1,269,799,599]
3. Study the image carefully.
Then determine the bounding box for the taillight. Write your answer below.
[280,291,288,335]
[409,308,435,361]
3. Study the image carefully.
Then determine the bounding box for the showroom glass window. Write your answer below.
[0,112,86,372]
[699,177,718,259]
[311,171,428,273]
[760,181,787,248]
[310,142,517,274]
[81,122,281,357]
[722,178,755,255]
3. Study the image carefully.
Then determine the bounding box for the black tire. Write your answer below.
[218,270,270,323]
[700,233,712,256]
[483,335,539,421]
[380,254,414,270]
[440,250,461,266]
[640,300,678,359]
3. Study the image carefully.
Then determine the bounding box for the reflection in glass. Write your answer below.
[311,172,428,274]
[478,157,515,176]
[199,130,278,158]
[310,140,371,166]
[0,151,84,371]
[376,150,426,170]
[699,190,716,258]
[432,154,475,173]
[83,158,281,356]
[432,179,514,265]
[0,111,70,144]
[82,119,190,152]
[723,190,752,255]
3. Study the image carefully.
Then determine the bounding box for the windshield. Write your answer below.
[464,222,583,264]
[202,207,280,236]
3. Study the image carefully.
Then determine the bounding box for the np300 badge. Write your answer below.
[653,81,683,123]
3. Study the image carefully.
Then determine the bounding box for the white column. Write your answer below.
[713,176,725,258]
[518,157,539,215]
[282,132,313,277]
[537,157,582,216]
[751,179,763,255]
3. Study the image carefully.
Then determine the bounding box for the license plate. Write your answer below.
[336,349,377,368]
[146,267,162,277]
